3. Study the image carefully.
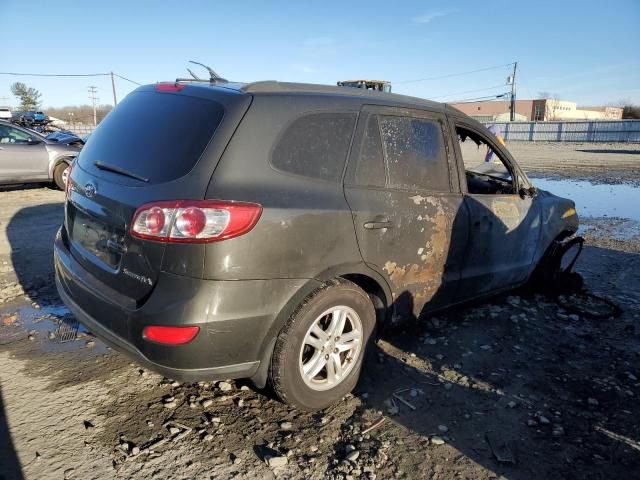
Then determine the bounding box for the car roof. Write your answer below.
[177,80,454,114]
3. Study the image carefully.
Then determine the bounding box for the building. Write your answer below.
[450,99,623,122]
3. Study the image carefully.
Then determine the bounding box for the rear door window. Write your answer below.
[271,112,357,182]
[378,115,449,192]
[77,91,225,184]
[353,115,386,187]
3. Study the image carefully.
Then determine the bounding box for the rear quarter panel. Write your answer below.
[203,94,363,281]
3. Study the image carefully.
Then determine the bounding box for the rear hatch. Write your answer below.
[65,84,251,303]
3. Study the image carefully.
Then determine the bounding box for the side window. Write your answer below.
[378,115,449,192]
[271,112,357,182]
[456,126,516,195]
[0,125,31,144]
[353,115,386,187]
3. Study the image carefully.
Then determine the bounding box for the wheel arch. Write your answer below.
[249,264,391,389]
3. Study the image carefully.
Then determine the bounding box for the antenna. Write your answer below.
[187,68,202,80]
[188,60,227,83]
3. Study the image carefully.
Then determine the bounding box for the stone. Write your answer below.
[438,425,448,433]
[538,416,551,424]
[163,401,176,409]
[435,354,444,360]
[169,427,180,435]
[280,421,293,431]
[444,383,453,390]
[552,425,565,437]
[131,446,140,455]
[507,401,517,408]
[587,398,599,406]
[346,450,360,462]
[201,399,213,408]
[480,345,491,351]
[266,455,288,468]
[218,381,233,392]
[387,406,399,416]
[203,434,214,442]
[86,340,95,348]
[410,389,418,398]
[431,436,445,445]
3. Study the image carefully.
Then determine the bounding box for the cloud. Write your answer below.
[413,10,457,24]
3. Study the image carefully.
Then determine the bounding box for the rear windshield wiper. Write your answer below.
[94,161,149,183]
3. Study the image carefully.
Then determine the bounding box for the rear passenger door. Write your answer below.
[344,105,469,321]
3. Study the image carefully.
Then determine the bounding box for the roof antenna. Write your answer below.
[187,68,202,80]
[189,60,227,83]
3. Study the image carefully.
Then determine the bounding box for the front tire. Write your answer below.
[53,161,70,190]
[269,279,376,411]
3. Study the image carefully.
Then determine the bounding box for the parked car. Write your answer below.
[0,107,11,121]
[0,120,80,189]
[55,80,579,410]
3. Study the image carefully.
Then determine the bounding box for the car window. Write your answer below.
[271,112,357,182]
[378,115,449,192]
[0,125,31,144]
[352,115,386,187]
[456,125,516,195]
[77,91,225,184]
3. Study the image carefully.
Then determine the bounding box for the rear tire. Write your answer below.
[269,279,376,411]
[53,161,70,190]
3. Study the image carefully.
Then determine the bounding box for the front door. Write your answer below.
[452,121,541,299]
[344,106,469,321]
[0,124,49,181]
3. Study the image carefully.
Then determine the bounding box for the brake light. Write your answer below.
[155,82,185,92]
[143,325,200,345]
[131,200,262,243]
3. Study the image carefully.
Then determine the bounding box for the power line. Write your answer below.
[0,72,109,77]
[113,73,142,86]
[394,62,515,85]
[431,84,508,100]
[448,93,510,104]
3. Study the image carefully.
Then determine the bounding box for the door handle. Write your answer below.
[364,220,392,230]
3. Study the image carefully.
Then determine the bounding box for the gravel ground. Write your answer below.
[1,145,639,480]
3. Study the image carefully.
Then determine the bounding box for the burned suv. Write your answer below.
[54,80,579,411]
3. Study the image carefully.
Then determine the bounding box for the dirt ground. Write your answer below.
[1,143,639,480]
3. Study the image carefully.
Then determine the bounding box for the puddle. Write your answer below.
[0,303,107,354]
[532,178,640,222]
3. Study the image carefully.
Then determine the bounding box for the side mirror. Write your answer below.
[28,139,42,145]
[519,186,538,198]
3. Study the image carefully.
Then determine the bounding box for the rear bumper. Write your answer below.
[54,228,310,382]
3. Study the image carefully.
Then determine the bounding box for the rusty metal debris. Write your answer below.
[126,421,193,459]
[392,393,416,411]
[361,417,386,435]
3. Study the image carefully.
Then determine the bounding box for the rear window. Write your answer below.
[78,91,224,183]
[271,112,356,182]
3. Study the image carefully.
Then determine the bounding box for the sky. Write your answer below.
[1,0,639,109]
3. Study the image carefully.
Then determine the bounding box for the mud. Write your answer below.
[1,152,640,480]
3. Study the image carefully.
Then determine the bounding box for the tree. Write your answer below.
[622,105,640,119]
[10,82,42,112]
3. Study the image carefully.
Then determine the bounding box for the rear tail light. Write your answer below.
[131,200,262,243]
[143,325,200,345]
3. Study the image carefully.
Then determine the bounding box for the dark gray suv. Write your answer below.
[54,80,579,410]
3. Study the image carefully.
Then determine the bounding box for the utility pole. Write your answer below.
[509,62,517,122]
[88,86,98,126]
[110,72,117,106]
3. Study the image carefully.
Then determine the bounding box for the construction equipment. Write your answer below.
[337,80,392,92]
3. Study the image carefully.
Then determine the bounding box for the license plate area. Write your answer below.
[69,205,124,269]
